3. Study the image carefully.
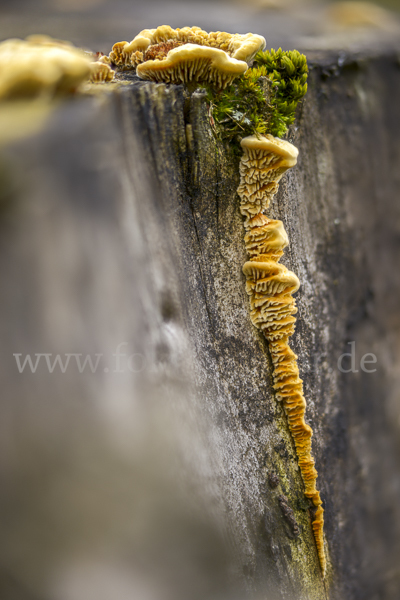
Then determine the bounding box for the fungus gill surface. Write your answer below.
[0,38,91,100]
[89,57,115,83]
[109,25,265,89]
[238,134,326,576]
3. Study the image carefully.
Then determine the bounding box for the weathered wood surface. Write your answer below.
[1,51,400,600]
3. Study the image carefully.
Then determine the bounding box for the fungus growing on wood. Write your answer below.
[0,38,91,100]
[108,41,132,69]
[237,133,326,576]
[244,218,289,260]
[137,44,249,89]
[109,26,265,88]
[108,24,324,575]
[238,134,299,226]
[89,56,115,83]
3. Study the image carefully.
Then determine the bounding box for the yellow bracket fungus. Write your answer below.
[109,25,265,89]
[0,37,91,100]
[238,134,326,577]
[89,55,115,83]
[137,44,249,89]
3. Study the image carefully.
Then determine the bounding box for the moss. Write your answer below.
[256,48,308,137]
[205,48,308,146]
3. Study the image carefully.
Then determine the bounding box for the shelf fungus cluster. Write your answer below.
[109,25,265,88]
[0,37,91,100]
[0,35,116,101]
[238,134,326,576]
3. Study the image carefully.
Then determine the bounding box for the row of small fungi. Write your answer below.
[0,26,265,99]
[238,136,326,576]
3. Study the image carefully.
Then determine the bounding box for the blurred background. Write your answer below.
[0,0,399,55]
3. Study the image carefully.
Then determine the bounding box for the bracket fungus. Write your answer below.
[238,134,326,576]
[89,55,115,83]
[109,25,265,89]
[0,37,91,100]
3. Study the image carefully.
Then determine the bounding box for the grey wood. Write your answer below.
[0,51,400,600]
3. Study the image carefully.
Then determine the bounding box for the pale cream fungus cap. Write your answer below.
[241,134,299,166]
[117,25,265,61]
[0,38,91,99]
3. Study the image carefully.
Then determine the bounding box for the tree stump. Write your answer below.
[0,50,400,600]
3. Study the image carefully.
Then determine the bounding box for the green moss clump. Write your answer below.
[206,48,308,146]
[256,48,308,138]
[206,66,270,142]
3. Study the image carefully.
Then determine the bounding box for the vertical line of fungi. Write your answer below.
[237,134,326,577]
